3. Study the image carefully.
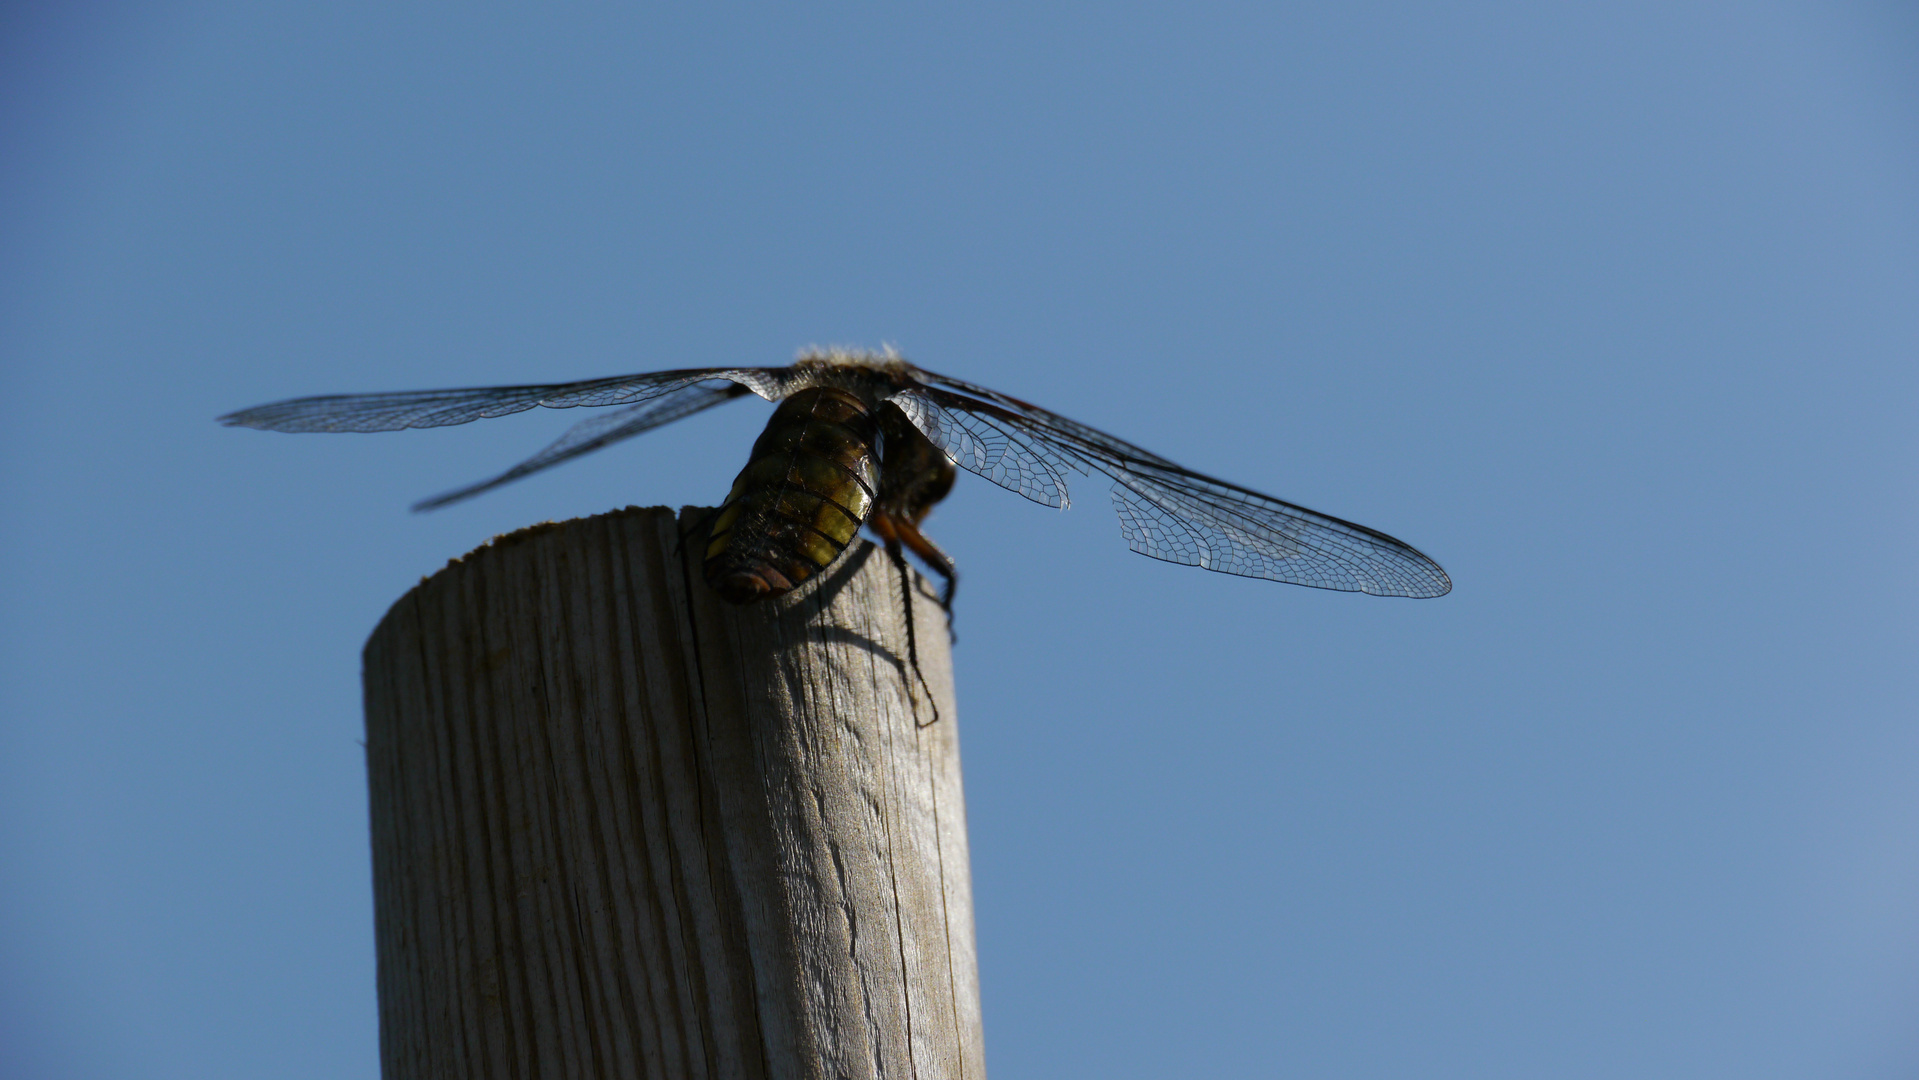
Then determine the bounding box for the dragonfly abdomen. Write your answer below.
[703,387,881,603]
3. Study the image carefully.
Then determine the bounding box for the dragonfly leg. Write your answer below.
[871,514,956,645]
[890,518,956,615]
[882,538,941,727]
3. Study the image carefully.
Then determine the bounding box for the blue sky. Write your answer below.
[3,2,1917,1077]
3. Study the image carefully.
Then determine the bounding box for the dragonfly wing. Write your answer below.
[411,381,753,510]
[1099,464,1452,597]
[896,377,1451,598]
[889,387,1082,509]
[218,367,794,433]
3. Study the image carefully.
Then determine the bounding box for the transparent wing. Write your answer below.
[888,387,1081,509]
[411,382,753,510]
[892,376,1451,598]
[217,367,794,432]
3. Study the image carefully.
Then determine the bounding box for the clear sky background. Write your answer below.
[3,2,1917,1077]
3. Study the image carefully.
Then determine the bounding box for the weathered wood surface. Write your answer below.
[361,506,982,1080]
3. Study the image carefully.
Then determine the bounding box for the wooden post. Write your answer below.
[361,506,983,1080]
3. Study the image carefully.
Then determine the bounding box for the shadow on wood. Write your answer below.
[361,506,982,1080]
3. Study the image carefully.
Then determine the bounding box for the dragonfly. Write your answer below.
[220,347,1452,614]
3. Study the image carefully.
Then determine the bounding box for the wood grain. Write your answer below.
[362,506,982,1080]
